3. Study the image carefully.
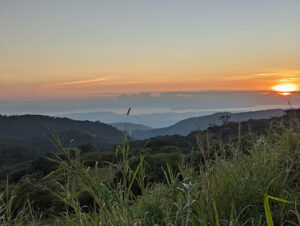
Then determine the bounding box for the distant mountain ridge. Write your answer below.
[131,109,285,140]
[59,111,218,128]
[0,115,122,151]
[131,109,299,151]
[111,122,152,133]
[0,109,285,169]
[0,108,294,181]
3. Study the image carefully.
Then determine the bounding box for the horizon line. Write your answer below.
[0,90,296,102]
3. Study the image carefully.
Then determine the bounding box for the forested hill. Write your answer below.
[0,115,123,180]
[131,109,285,140]
[0,115,122,147]
[131,109,298,150]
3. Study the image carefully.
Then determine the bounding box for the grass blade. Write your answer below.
[213,201,220,226]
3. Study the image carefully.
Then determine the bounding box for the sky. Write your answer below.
[0,0,300,101]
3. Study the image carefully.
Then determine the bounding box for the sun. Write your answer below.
[272,83,298,96]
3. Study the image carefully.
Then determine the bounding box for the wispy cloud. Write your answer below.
[56,77,108,86]
[221,71,300,81]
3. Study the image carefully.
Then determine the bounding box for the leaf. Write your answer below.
[264,195,274,226]
[213,200,220,226]
[128,155,146,192]
[264,194,295,226]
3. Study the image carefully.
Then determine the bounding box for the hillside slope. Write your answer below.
[132,109,298,150]
[0,115,122,152]
[131,109,285,140]
[111,122,152,133]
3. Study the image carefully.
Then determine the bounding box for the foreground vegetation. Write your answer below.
[0,120,300,225]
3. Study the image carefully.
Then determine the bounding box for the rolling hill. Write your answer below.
[59,111,216,128]
[131,109,299,151]
[111,122,152,133]
[131,109,285,140]
[0,115,123,152]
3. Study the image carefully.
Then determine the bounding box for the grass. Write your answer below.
[0,122,299,225]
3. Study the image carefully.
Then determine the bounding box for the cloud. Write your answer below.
[55,77,108,86]
[221,71,300,82]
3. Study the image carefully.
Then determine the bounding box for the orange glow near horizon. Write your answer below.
[1,73,300,101]
[272,83,298,96]
[1,1,300,101]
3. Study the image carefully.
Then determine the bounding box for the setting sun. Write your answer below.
[272,84,298,95]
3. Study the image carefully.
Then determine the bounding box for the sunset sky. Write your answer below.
[1,0,300,100]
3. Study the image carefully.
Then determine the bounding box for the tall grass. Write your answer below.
[0,121,299,225]
[0,181,42,225]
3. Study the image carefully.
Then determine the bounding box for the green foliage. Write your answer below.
[0,120,300,225]
[141,200,165,225]
[264,195,298,226]
[0,182,42,225]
